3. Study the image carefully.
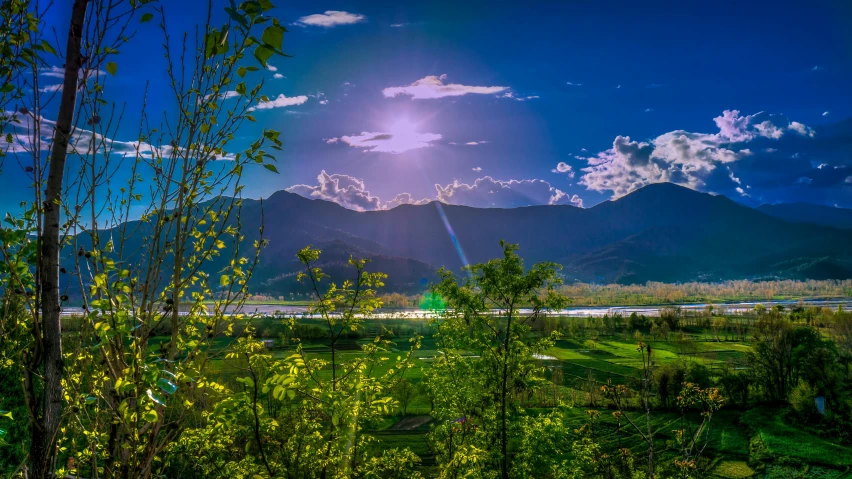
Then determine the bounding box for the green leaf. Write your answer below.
[106,62,117,76]
[224,7,248,28]
[253,45,274,68]
[237,66,247,78]
[140,12,153,23]
[263,163,279,174]
[41,40,56,55]
[143,409,158,423]
[219,275,230,287]
[261,25,285,52]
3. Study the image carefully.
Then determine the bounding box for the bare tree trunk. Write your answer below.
[29,1,89,477]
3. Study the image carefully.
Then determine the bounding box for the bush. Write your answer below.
[789,382,818,420]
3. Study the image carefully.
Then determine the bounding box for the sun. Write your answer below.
[386,117,419,137]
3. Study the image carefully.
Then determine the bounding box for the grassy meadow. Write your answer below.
[163,311,852,478]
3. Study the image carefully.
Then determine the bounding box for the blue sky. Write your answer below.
[3,0,852,213]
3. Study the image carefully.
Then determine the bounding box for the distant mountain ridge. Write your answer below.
[70,183,852,293]
[757,203,852,231]
[229,183,852,290]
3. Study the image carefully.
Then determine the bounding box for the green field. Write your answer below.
[152,314,852,477]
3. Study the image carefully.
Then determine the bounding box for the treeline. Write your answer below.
[377,279,852,308]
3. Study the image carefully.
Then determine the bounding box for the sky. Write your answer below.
[3,0,852,214]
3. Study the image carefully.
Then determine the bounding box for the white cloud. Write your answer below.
[287,170,428,211]
[823,111,830,116]
[566,82,582,86]
[435,176,584,208]
[845,176,852,184]
[464,141,488,146]
[390,23,409,27]
[472,167,482,172]
[287,171,379,211]
[384,192,430,209]
[580,110,815,198]
[501,92,539,101]
[340,130,441,153]
[644,108,654,113]
[324,137,340,144]
[319,99,328,105]
[382,74,508,100]
[2,110,235,160]
[39,65,106,84]
[249,94,308,111]
[39,84,62,93]
[811,65,823,71]
[273,73,284,79]
[552,161,575,178]
[296,11,365,27]
[616,84,621,89]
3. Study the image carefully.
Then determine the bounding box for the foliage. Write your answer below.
[428,241,567,479]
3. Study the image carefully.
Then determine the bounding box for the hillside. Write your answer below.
[757,203,852,230]
[66,183,852,293]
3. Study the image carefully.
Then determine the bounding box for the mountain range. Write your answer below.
[70,183,852,294]
[227,183,852,292]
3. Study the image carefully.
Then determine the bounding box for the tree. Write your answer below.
[257,246,422,478]
[1,1,289,476]
[393,379,417,416]
[430,241,567,479]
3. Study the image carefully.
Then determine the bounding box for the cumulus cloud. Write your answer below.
[287,171,380,211]
[339,130,441,153]
[249,94,308,111]
[273,73,284,80]
[384,192,431,209]
[287,170,429,211]
[296,11,365,27]
[382,74,508,100]
[435,176,584,208]
[581,110,818,198]
[472,167,482,172]
[552,161,575,178]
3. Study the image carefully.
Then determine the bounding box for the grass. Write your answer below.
[153,314,852,474]
[740,409,852,468]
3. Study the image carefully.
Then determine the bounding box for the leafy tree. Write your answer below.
[254,247,422,478]
[1,0,288,476]
[393,379,417,416]
[429,241,567,479]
